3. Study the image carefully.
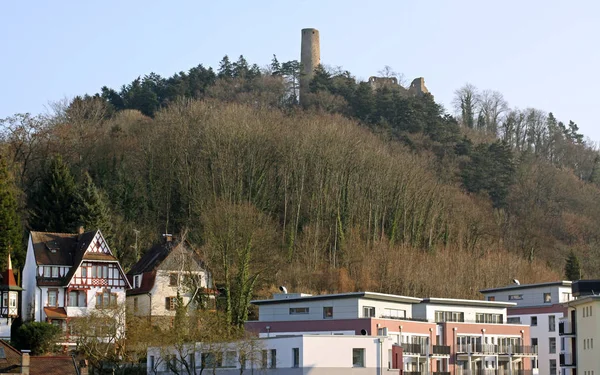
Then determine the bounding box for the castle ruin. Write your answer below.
[300,28,430,100]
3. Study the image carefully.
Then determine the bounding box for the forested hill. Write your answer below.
[0,54,597,300]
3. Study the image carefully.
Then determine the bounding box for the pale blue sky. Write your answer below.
[1,1,599,141]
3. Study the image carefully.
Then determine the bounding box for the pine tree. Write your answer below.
[217,55,233,79]
[76,172,112,238]
[564,250,582,281]
[270,54,281,75]
[0,156,23,269]
[29,156,79,232]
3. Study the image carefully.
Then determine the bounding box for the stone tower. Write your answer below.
[300,28,320,103]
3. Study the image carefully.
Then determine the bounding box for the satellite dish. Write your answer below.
[360,329,367,336]
[513,279,520,285]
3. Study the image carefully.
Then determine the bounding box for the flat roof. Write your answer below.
[251,291,422,305]
[420,297,516,308]
[564,294,600,307]
[479,281,572,294]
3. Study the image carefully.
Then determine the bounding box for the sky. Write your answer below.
[1,1,599,141]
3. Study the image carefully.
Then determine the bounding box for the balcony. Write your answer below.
[401,343,426,355]
[432,345,451,355]
[560,353,576,367]
[456,344,537,355]
[457,371,534,375]
[558,321,576,336]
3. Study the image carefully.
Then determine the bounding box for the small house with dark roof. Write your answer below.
[0,340,80,374]
[126,236,212,323]
[0,254,22,340]
[21,228,130,345]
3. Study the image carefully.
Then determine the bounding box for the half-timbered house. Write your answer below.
[0,254,22,340]
[21,227,130,343]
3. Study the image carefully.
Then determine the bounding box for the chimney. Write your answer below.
[21,350,30,375]
[79,359,89,375]
[78,225,85,235]
[163,234,173,243]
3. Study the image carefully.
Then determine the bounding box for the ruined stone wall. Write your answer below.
[408,77,429,96]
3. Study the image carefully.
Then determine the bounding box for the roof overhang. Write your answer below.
[251,292,422,305]
[479,281,572,294]
[421,297,516,308]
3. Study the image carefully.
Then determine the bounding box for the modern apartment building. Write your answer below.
[480,281,574,375]
[561,280,600,375]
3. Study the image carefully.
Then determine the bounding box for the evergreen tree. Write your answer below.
[29,156,79,232]
[76,172,112,238]
[564,250,582,281]
[218,55,233,79]
[232,55,249,79]
[0,156,23,269]
[270,54,281,75]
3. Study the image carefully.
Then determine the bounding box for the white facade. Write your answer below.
[563,296,600,375]
[481,281,573,375]
[21,230,130,344]
[254,292,419,322]
[414,299,511,323]
[148,334,393,375]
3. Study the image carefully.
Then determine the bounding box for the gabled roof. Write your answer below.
[30,230,130,288]
[0,340,79,375]
[128,241,176,275]
[30,230,107,266]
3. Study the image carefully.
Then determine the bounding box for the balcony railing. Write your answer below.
[558,321,575,335]
[560,353,576,366]
[456,344,537,355]
[432,345,451,355]
[457,371,535,375]
[401,343,426,355]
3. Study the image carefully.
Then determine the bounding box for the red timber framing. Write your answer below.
[70,262,127,289]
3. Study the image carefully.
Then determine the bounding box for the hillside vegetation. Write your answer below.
[1,55,598,301]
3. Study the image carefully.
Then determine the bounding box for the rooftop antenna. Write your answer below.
[512,279,520,285]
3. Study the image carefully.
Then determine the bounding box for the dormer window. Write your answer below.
[169,273,179,286]
[133,274,142,289]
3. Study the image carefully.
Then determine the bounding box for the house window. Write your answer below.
[363,306,375,318]
[165,296,178,311]
[507,317,521,324]
[223,351,236,367]
[549,315,555,331]
[544,293,552,303]
[102,265,108,278]
[531,316,537,326]
[202,353,220,368]
[352,348,365,367]
[476,313,503,324]
[96,290,117,308]
[9,293,16,308]
[549,359,556,375]
[133,275,142,288]
[549,337,556,353]
[508,294,523,300]
[531,337,538,347]
[435,311,464,323]
[383,308,406,319]
[292,348,299,368]
[289,307,309,314]
[68,290,86,307]
[323,306,333,319]
[43,266,51,277]
[81,266,87,278]
[270,349,277,368]
[149,356,155,370]
[169,273,178,286]
[487,296,495,301]
[261,350,268,369]
[47,290,58,307]
[561,337,565,351]
[51,267,59,278]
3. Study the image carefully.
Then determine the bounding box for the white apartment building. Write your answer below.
[480,281,574,375]
[561,280,600,375]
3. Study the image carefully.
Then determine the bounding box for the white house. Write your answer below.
[0,254,22,340]
[480,281,574,375]
[126,236,212,324]
[21,228,130,344]
[147,334,393,375]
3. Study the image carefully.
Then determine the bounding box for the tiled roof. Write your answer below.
[43,307,67,319]
[126,271,157,296]
[0,340,23,373]
[30,356,78,375]
[128,242,175,275]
